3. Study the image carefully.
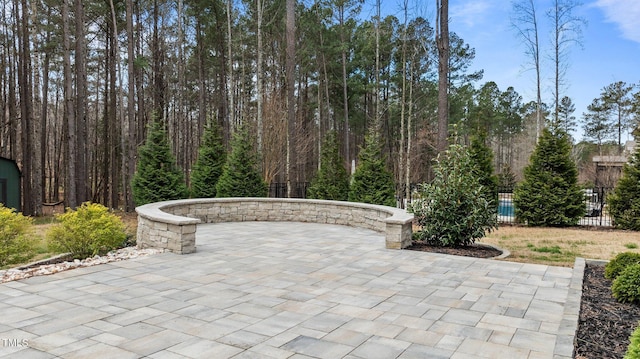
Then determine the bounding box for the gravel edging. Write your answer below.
[0,247,166,283]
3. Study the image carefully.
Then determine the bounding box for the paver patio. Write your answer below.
[0,222,582,358]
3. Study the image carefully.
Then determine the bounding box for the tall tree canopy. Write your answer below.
[1,0,623,215]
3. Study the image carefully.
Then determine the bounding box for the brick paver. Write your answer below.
[0,222,581,358]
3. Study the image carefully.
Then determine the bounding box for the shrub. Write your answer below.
[307,131,350,201]
[469,131,499,208]
[0,205,35,267]
[47,202,127,259]
[605,252,640,280]
[132,117,189,206]
[191,120,226,198]
[216,127,268,197]
[513,128,585,226]
[625,324,640,359]
[410,138,497,247]
[608,143,640,230]
[349,129,396,206]
[612,264,640,304]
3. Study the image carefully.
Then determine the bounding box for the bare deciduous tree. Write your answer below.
[512,0,542,141]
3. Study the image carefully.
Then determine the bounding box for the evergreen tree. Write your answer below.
[191,121,227,198]
[215,128,268,197]
[307,131,350,201]
[469,131,499,209]
[410,137,497,247]
[348,129,396,206]
[608,144,640,230]
[513,128,585,226]
[132,118,188,206]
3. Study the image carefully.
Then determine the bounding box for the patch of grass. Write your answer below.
[32,216,57,225]
[482,226,640,267]
[626,243,639,249]
[526,243,562,254]
[531,245,562,254]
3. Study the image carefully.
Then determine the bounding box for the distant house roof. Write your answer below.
[592,155,627,166]
[0,157,20,173]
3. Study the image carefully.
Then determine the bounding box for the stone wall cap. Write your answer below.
[136,200,202,225]
[136,197,413,225]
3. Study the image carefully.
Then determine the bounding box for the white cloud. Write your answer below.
[450,1,493,27]
[593,0,640,43]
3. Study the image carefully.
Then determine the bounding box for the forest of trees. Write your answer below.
[1,0,638,215]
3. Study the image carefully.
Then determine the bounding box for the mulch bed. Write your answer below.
[575,264,640,359]
[407,245,640,358]
[406,242,503,258]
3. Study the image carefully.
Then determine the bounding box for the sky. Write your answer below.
[369,0,640,141]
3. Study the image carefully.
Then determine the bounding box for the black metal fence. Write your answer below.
[269,182,616,228]
[497,187,614,227]
[268,182,310,199]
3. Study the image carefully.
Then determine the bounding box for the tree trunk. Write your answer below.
[75,0,88,205]
[286,0,296,197]
[62,0,77,209]
[406,63,414,205]
[257,0,263,153]
[152,0,165,120]
[108,16,119,208]
[227,0,235,129]
[436,0,449,154]
[339,5,350,170]
[41,26,51,202]
[29,0,44,209]
[17,0,38,215]
[125,0,136,210]
[375,0,381,129]
[399,0,407,206]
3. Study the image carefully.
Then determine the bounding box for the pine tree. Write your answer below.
[191,121,227,198]
[469,131,499,209]
[132,118,189,206]
[607,143,640,230]
[307,131,350,201]
[513,128,585,226]
[410,137,497,247]
[348,129,396,206]
[215,128,268,197]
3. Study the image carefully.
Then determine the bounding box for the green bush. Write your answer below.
[409,138,497,247]
[47,202,127,259]
[216,127,268,197]
[191,120,226,198]
[307,131,350,201]
[625,324,640,359]
[604,252,640,280]
[513,128,585,226]
[132,117,189,205]
[0,205,35,267]
[608,143,640,230]
[349,129,396,206]
[469,131,499,208]
[612,264,640,304]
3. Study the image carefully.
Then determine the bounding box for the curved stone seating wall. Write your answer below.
[135,198,414,254]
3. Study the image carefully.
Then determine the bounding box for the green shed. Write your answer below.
[0,157,21,212]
